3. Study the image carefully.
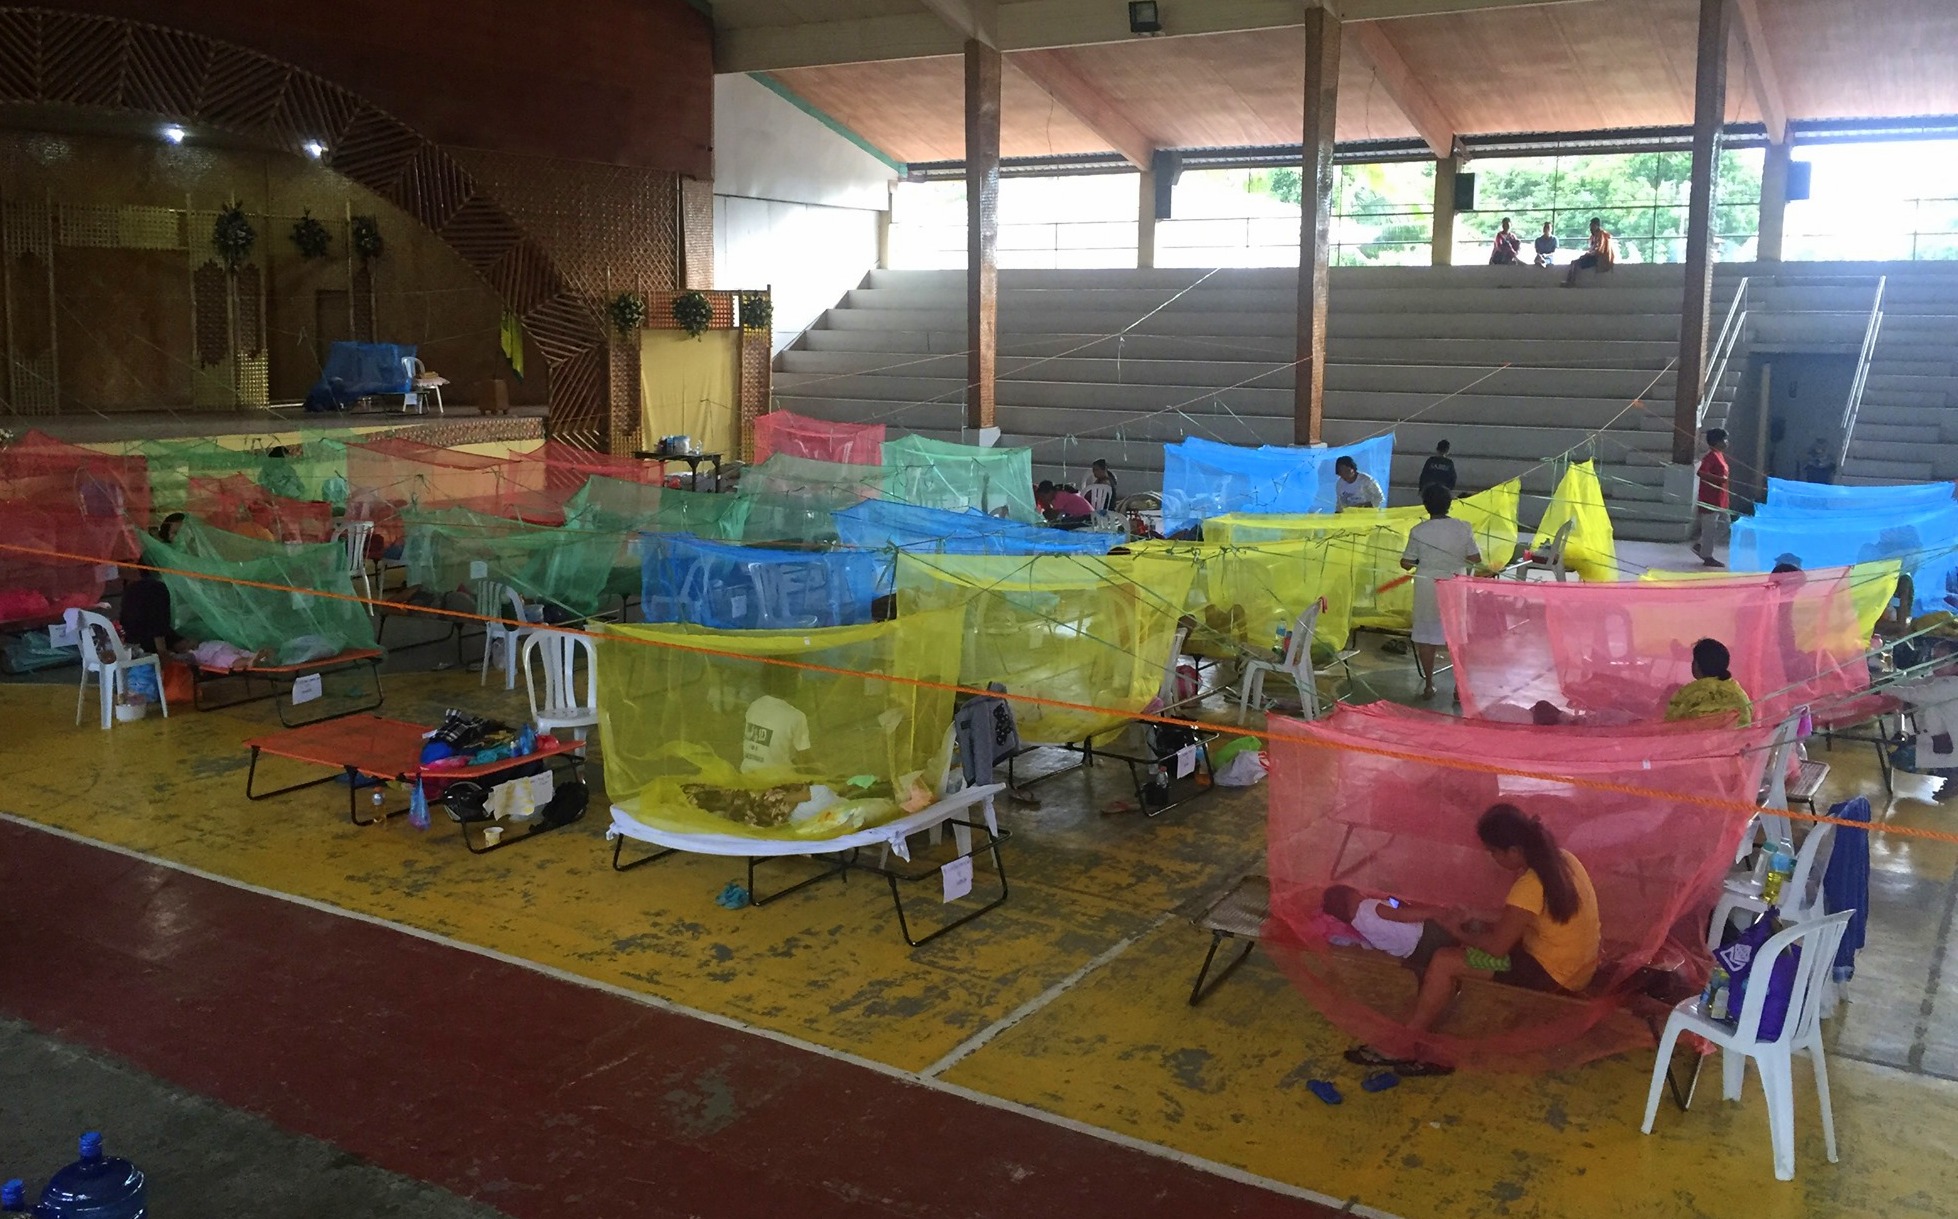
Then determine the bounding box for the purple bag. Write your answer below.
[1715,909,1799,1039]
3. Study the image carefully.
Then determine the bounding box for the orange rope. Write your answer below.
[2,537,1935,844]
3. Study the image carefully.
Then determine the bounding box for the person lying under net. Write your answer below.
[1343,804,1601,1077]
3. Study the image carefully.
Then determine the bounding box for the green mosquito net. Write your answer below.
[881,435,1038,523]
[143,517,376,657]
[399,505,616,617]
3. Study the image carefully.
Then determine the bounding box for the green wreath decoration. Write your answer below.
[672,290,712,339]
[608,291,648,336]
[738,292,772,333]
[211,201,256,269]
[350,214,384,261]
[289,211,331,260]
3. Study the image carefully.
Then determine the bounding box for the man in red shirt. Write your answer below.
[1691,427,1730,567]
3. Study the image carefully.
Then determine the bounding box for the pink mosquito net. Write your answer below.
[0,499,109,625]
[346,437,531,512]
[752,410,886,466]
[0,430,149,556]
[186,475,334,543]
[1438,565,1884,728]
[1264,702,1774,1071]
[504,440,659,500]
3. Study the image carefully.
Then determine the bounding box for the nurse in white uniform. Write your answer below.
[1401,483,1484,699]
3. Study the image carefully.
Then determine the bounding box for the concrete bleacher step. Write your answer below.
[784,261,1958,544]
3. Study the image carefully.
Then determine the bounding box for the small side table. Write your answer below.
[633,450,723,492]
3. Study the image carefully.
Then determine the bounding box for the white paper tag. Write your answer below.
[526,770,555,807]
[95,565,118,581]
[941,856,974,903]
[469,559,489,581]
[290,674,323,705]
[1175,744,1198,779]
[48,623,78,648]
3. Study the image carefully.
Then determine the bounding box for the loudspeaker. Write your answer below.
[1151,149,1182,220]
[1453,172,1477,212]
[1786,160,1812,201]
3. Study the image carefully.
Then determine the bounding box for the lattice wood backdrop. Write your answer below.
[0,6,693,449]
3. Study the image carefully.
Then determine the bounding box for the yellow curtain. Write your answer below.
[640,330,737,456]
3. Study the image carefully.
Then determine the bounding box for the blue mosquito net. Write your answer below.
[1160,434,1395,535]
[1732,499,1958,616]
[640,534,884,630]
[832,499,1120,557]
[1764,478,1956,514]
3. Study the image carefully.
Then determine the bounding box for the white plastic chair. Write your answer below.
[401,356,447,415]
[74,610,168,730]
[521,629,599,746]
[1641,910,1853,1181]
[332,519,376,609]
[477,580,541,690]
[1709,822,1837,948]
[1509,519,1574,582]
[1154,624,1195,713]
[1239,600,1348,719]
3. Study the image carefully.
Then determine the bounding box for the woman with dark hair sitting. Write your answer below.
[1346,803,1600,1075]
[1665,636,1753,726]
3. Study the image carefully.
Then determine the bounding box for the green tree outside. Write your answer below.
[1248,151,1763,264]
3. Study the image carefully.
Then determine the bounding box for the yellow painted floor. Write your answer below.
[8,642,1958,1218]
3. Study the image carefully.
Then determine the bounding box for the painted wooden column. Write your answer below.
[965,38,1001,433]
[1674,0,1731,464]
[1431,156,1457,266]
[1295,4,1340,446]
[1757,140,1790,263]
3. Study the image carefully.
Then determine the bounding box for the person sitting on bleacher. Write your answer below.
[1035,481,1096,529]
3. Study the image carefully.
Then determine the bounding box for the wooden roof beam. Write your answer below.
[1732,0,1789,144]
[715,0,1597,74]
[916,0,999,46]
[1009,48,1157,169]
[1346,20,1457,159]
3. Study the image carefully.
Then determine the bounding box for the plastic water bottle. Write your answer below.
[517,724,537,756]
[1761,847,1795,905]
[34,1132,146,1218]
[3,1179,27,1212]
[1703,965,1732,1021]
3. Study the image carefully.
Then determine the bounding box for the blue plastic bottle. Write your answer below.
[34,1133,146,1218]
[3,1179,27,1212]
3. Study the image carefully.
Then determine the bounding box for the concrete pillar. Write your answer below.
[876,184,893,270]
[965,38,1001,432]
[1294,4,1340,447]
[1757,141,1790,263]
[1431,156,1457,266]
[1137,167,1157,270]
[1673,0,1731,465]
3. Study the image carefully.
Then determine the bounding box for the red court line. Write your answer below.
[0,821,1340,1219]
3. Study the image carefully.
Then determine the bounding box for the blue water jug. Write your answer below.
[34,1133,146,1218]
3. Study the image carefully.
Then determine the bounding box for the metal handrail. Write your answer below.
[1696,276,1750,432]
[1838,275,1888,467]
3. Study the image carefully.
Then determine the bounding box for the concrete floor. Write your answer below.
[6,581,1958,1217]
[0,1019,502,1218]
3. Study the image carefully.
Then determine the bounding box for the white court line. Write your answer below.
[1,813,1406,1219]
[921,910,1174,1079]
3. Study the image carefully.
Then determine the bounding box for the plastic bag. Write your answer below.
[1214,750,1268,787]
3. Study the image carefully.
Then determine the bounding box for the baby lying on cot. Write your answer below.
[1321,884,1488,970]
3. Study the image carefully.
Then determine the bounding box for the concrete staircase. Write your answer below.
[1830,265,1958,484]
[773,262,1958,541]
